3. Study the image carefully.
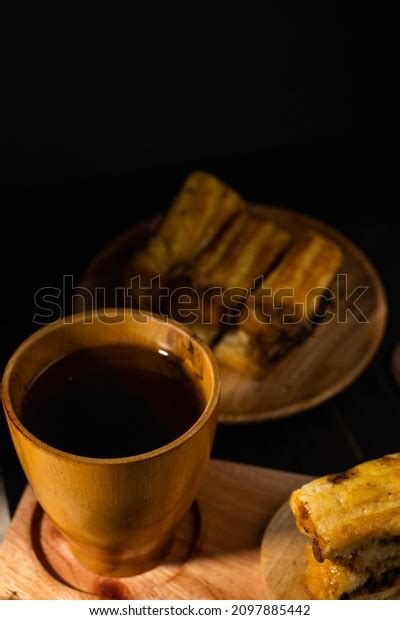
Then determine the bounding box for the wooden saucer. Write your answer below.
[0,459,309,600]
[79,205,387,424]
[30,500,200,598]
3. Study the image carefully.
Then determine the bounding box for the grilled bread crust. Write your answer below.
[244,230,343,336]
[127,170,245,279]
[189,213,290,290]
[290,454,400,564]
[214,230,342,374]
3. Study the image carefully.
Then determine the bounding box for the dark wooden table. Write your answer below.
[1,148,398,514]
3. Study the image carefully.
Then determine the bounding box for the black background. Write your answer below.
[1,8,399,513]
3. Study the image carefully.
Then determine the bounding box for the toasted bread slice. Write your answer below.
[290,454,400,570]
[174,213,290,329]
[214,230,342,374]
[126,171,245,311]
[244,230,343,334]
[239,230,342,360]
[190,213,290,290]
[127,171,245,279]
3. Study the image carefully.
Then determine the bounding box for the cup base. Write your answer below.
[69,536,174,578]
[32,500,201,593]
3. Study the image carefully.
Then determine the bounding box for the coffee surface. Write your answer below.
[20,344,203,458]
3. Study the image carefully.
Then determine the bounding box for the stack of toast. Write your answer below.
[291,454,400,599]
[126,171,343,377]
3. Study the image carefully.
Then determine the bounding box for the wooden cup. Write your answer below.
[2,310,220,577]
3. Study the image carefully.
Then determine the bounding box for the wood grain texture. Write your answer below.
[0,459,309,600]
[261,500,310,600]
[79,205,387,424]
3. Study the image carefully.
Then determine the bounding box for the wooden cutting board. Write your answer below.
[79,205,387,424]
[0,459,309,600]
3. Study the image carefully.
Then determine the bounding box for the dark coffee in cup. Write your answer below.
[21,344,203,458]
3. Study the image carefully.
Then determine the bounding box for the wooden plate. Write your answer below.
[79,205,387,424]
[261,499,311,599]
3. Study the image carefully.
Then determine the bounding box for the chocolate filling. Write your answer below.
[340,568,400,599]
[335,536,400,570]
[258,295,334,363]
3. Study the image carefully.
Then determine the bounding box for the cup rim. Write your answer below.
[2,309,221,465]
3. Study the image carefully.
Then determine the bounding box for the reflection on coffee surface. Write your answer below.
[21,344,203,458]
